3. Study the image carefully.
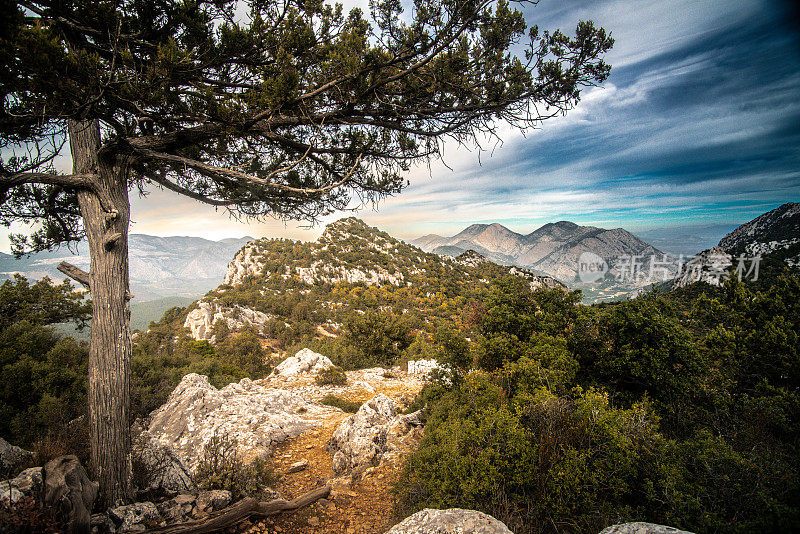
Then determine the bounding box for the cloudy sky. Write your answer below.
[5,0,800,253]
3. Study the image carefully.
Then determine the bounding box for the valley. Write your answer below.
[1,204,798,534]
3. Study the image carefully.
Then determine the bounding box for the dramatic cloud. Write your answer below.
[3,0,798,252]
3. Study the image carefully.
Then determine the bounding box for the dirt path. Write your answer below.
[247,369,424,534]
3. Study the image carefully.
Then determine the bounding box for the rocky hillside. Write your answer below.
[668,203,800,290]
[181,218,564,342]
[718,202,800,260]
[412,220,661,284]
[0,234,252,301]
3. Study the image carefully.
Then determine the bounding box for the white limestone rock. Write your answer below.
[223,242,263,286]
[145,374,316,471]
[195,489,232,512]
[108,501,162,532]
[328,394,421,475]
[672,246,733,289]
[183,300,273,341]
[0,437,34,474]
[273,348,334,377]
[294,261,405,286]
[132,427,195,496]
[385,508,514,534]
[0,467,41,505]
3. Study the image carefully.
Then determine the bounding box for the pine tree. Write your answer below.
[1,0,612,504]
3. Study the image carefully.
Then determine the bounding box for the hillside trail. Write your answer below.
[245,368,425,534]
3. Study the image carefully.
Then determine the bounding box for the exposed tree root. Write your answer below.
[144,484,331,534]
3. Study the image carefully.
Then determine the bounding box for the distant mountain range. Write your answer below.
[412,221,660,284]
[0,234,253,301]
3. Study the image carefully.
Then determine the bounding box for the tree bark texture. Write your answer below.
[144,485,332,534]
[68,119,133,507]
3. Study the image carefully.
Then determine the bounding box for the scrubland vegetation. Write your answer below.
[1,243,797,532]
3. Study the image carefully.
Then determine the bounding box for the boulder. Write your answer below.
[223,242,262,286]
[42,455,99,534]
[0,437,34,475]
[328,394,418,475]
[273,348,333,377]
[195,489,232,512]
[599,523,694,534]
[108,501,161,532]
[91,512,117,534]
[154,494,197,525]
[385,508,513,534]
[0,466,43,504]
[146,374,313,471]
[132,426,195,496]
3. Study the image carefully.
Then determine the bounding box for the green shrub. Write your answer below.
[396,376,667,534]
[320,394,361,413]
[0,321,88,450]
[315,365,347,386]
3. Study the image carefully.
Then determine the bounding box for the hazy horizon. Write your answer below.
[3,0,799,254]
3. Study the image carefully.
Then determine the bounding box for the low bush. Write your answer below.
[0,497,63,534]
[320,394,361,413]
[194,432,278,500]
[395,376,668,534]
[315,365,347,386]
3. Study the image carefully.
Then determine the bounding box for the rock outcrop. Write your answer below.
[385,508,514,534]
[599,523,694,534]
[0,466,42,505]
[145,374,317,470]
[132,425,195,496]
[294,261,405,287]
[273,348,333,377]
[718,202,800,255]
[223,241,263,286]
[0,437,33,475]
[672,246,733,289]
[328,394,422,475]
[183,301,273,341]
[407,359,439,378]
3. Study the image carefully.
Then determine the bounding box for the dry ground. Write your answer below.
[245,369,425,534]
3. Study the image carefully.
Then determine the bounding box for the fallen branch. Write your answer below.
[144,484,331,534]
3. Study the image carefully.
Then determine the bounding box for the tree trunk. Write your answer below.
[68,119,133,507]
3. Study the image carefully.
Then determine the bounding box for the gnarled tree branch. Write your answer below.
[0,172,98,189]
[144,484,331,534]
[135,148,361,196]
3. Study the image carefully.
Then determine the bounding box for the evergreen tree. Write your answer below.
[0,0,612,503]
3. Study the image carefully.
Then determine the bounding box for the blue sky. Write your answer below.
[368,0,800,242]
[4,0,800,253]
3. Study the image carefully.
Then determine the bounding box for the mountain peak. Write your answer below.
[326,217,370,230]
[454,224,490,238]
